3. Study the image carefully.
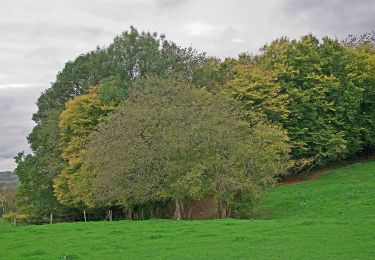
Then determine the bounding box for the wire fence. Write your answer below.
[6,208,173,227]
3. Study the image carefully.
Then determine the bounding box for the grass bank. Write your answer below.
[1,161,374,259]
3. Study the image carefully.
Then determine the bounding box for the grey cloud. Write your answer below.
[280,0,375,38]
[155,0,188,8]
[0,151,16,160]
[76,1,152,23]
[0,86,42,171]
[0,159,15,172]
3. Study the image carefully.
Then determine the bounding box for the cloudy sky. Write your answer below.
[1,0,374,171]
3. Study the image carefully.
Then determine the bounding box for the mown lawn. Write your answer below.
[1,161,374,259]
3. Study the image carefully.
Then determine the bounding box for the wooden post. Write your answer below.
[50,213,53,224]
[13,216,16,228]
[109,210,112,221]
[83,211,87,222]
[2,186,6,214]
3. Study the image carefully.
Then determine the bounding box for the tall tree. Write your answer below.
[15,27,205,219]
[53,84,117,207]
[257,35,372,169]
[83,77,290,219]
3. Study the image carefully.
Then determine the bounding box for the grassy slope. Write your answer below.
[1,161,374,259]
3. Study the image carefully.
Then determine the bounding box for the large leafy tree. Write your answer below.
[15,27,205,219]
[256,36,347,168]
[258,35,375,169]
[15,28,375,221]
[16,49,115,219]
[198,35,375,171]
[53,84,117,207]
[82,77,290,219]
[14,109,66,221]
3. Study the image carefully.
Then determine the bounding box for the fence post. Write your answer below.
[13,216,16,228]
[83,211,87,222]
[109,210,112,221]
[50,213,53,224]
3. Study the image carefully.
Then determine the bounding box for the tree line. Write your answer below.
[13,28,375,221]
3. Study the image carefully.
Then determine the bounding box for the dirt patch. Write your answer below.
[279,155,375,185]
[280,168,326,184]
[188,197,218,220]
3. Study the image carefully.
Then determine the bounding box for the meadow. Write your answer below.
[1,160,374,259]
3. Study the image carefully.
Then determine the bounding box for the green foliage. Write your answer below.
[224,62,289,123]
[54,86,117,207]
[14,110,66,219]
[14,28,375,221]
[14,27,206,219]
[353,45,375,150]
[2,212,27,223]
[200,35,375,170]
[108,26,205,83]
[0,184,17,215]
[258,35,375,168]
[83,77,289,218]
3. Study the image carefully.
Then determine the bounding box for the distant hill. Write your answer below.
[0,171,18,182]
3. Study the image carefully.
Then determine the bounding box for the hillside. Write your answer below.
[0,171,18,182]
[1,160,374,259]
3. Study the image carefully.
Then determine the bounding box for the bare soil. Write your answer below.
[279,154,375,184]
[188,197,218,220]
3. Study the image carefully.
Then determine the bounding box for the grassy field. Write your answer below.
[1,161,374,259]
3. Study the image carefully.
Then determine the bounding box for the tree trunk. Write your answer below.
[140,208,144,220]
[180,201,186,219]
[221,206,227,219]
[174,199,182,220]
[217,200,221,218]
[187,206,193,219]
[109,209,113,221]
[126,208,133,220]
[218,199,227,219]
[149,204,156,219]
[227,208,232,218]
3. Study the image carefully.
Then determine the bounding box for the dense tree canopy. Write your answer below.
[13,28,375,221]
[81,77,290,219]
[197,35,375,171]
[15,27,206,219]
[257,35,375,169]
[53,84,117,207]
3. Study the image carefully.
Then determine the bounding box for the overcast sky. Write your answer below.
[0,0,374,171]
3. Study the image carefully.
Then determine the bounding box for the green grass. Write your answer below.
[1,161,375,259]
